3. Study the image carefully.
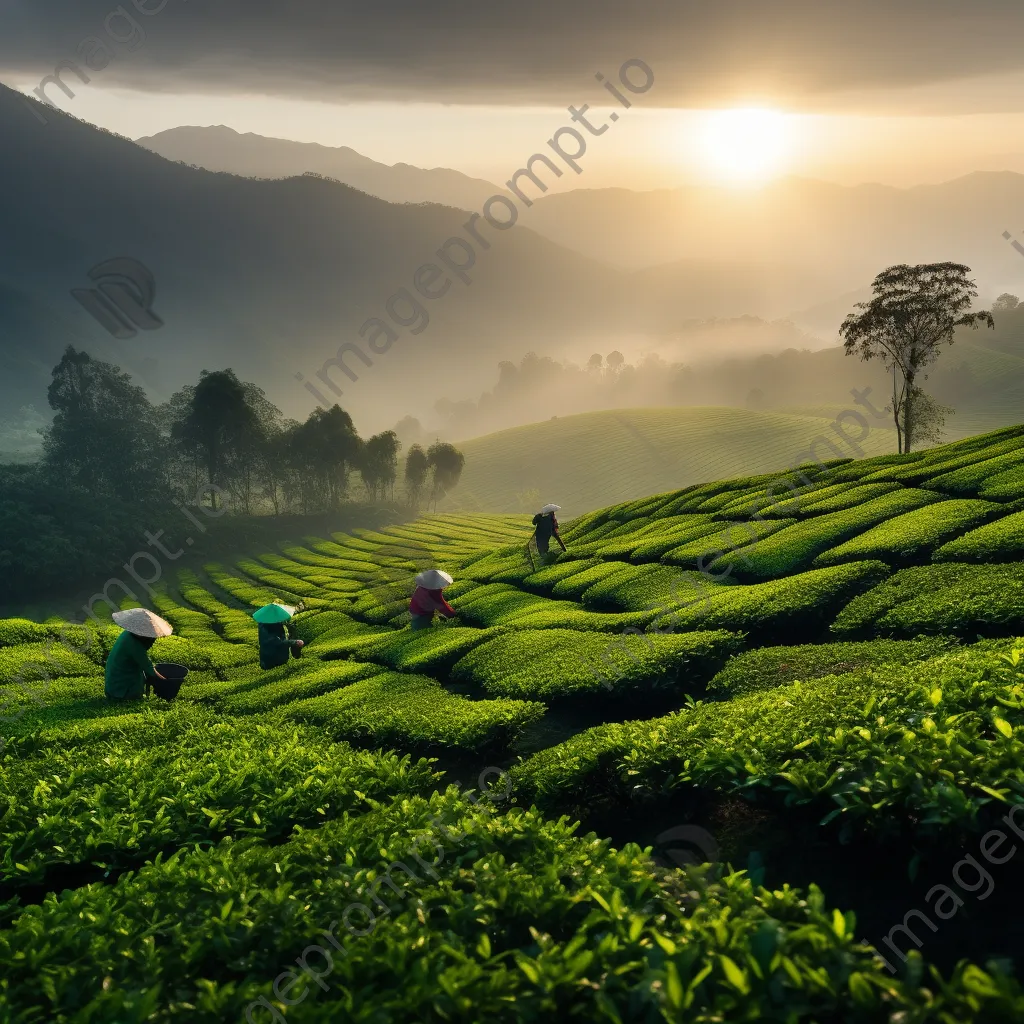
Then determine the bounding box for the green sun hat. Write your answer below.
[252,603,295,624]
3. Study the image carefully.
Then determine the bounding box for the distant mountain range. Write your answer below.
[522,176,1024,299]
[137,125,503,211]
[1,86,632,430]
[6,95,1024,437]
[137,125,1024,319]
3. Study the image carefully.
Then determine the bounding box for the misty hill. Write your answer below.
[133,129,1024,324]
[525,175,1024,308]
[137,128,839,322]
[419,310,1024,448]
[0,86,632,430]
[136,125,502,210]
[437,407,899,515]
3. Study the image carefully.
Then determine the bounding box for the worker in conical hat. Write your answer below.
[409,569,456,630]
[105,608,172,700]
[252,603,305,669]
[531,503,566,559]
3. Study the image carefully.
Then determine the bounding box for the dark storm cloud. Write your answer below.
[2,0,1023,105]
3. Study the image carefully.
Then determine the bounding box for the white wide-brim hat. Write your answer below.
[539,504,561,514]
[415,569,454,589]
[111,608,174,638]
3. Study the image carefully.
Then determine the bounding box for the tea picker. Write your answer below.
[253,602,305,669]
[105,608,186,701]
[409,569,456,630]
[527,503,566,566]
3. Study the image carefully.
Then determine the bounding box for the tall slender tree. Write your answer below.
[359,431,401,501]
[840,264,993,453]
[404,445,429,509]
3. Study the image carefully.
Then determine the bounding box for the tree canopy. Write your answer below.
[44,346,165,502]
[840,263,993,452]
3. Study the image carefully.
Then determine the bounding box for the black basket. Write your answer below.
[150,663,188,700]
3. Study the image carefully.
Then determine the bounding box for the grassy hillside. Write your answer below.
[441,406,898,515]
[5,427,1024,1019]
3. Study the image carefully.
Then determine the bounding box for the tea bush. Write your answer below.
[216,660,384,715]
[581,565,727,613]
[548,560,639,600]
[284,671,545,751]
[707,638,957,697]
[857,434,1024,486]
[521,557,606,589]
[831,562,1024,639]
[451,627,742,700]
[149,632,254,670]
[592,516,719,560]
[814,499,1003,567]
[291,610,382,644]
[319,625,502,675]
[205,565,281,608]
[921,447,1024,495]
[653,561,890,644]
[979,463,1024,500]
[0,641,99,685]
[933,509,1024,563]
[514,643,1024,844]
[0,707,437,885]
[455,583,653,632]
[0,618,94,650]
[754,481,886,518]
[6,788,1016,1022]
[709,490,940,580]
[795,482,906,516]
[628,518,726,561]
[661,519,794,568]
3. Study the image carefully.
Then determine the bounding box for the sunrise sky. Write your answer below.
[6,1,1024,189]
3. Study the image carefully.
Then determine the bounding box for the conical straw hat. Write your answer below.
[415,569,454,589]
[539,503,561,514]
[111,608,174,638]
[252,603,295,624]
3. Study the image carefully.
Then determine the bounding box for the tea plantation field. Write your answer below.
[6,427,1024,1020]
[437,406,899,515]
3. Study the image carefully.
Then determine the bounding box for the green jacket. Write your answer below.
[258,623,301,670]
[104,630,156,700]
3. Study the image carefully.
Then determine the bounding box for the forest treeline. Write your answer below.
[0,347,465,601]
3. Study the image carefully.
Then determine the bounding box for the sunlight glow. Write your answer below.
[698,107,794,184]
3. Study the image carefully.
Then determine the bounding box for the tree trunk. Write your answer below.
[891,366,905,454]
[903,373,917,454]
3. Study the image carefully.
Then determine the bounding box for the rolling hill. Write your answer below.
[438,406,899,515]
[4,425,1024,1018]
[0,85,623,429]
[137,125,503,210]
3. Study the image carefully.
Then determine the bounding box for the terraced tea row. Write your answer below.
[5,436,1024,1022]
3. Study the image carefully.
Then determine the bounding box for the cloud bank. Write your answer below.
[2,0,1023,107]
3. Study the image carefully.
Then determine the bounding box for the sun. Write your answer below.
[699,107,793,184]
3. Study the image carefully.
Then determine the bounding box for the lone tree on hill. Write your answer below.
[840,263,994,453]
